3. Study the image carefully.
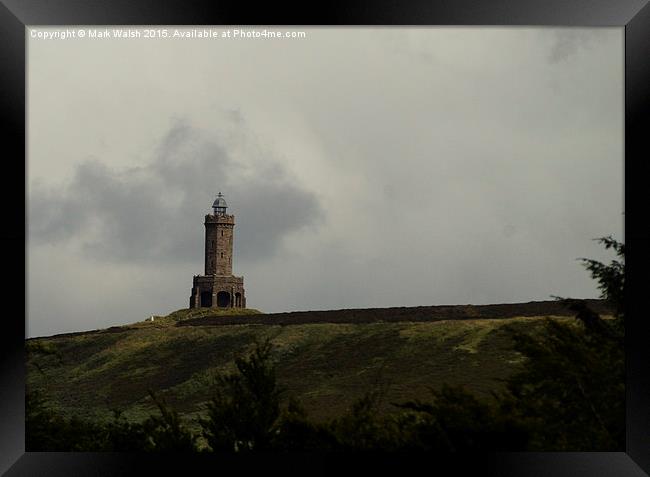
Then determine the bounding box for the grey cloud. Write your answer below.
[29,119,324,266]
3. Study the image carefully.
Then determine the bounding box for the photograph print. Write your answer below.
[26,26,624,453]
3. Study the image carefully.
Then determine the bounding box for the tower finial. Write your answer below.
[212,192,228,215]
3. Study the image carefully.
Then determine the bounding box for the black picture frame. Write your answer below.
[1,0,649,475]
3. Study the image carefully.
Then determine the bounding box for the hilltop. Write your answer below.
[26,300,612,427]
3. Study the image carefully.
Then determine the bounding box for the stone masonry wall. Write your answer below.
[204,214,234,276]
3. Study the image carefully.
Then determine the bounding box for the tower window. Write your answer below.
[221,252,224,258]
[211,240,214,249]
[221,230,223,237]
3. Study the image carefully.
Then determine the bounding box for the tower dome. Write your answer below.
[212,192,227,215]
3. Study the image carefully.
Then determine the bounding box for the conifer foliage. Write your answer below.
[499,235,625,450]
[199,339,282,452]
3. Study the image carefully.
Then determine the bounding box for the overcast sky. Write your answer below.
[27,27,623,338]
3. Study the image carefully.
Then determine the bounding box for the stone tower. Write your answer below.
[189,193,246,309]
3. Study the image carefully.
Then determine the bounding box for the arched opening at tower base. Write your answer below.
[235,292,242,307]
[200,291,212,308]
[217,291,230,308]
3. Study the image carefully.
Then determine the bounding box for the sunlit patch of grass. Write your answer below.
[128,307,264,329]
[26,340,58,355]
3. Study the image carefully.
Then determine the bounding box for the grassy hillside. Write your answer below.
[26,305,594,430]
